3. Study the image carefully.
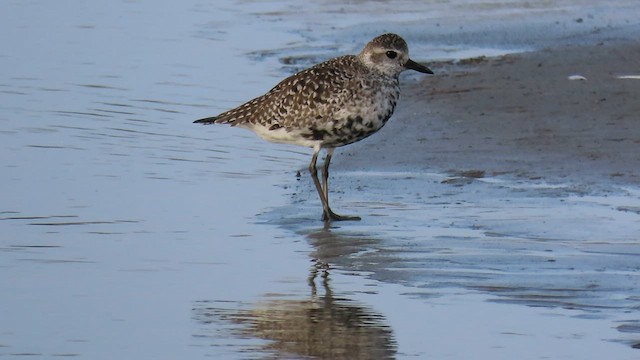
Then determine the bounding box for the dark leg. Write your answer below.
[308,147,360,222]
[322,150,332,203]
[309,146,331,219]
[309,147,329,217]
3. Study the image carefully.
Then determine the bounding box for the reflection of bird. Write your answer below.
[195,33,432,221]
[194,264,396,359]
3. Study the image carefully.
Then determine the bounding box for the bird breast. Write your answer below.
[248,72,401,149]
[304,77,400,147]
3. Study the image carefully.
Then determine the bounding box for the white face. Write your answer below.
[358,34,411,76]
[358,34,432,77]
[365,47,410,76]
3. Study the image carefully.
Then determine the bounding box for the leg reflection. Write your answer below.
[194,257,397,359]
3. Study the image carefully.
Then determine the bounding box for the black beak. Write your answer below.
[405,58,433,74]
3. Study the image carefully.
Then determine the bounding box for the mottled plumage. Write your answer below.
[195,33,432,221]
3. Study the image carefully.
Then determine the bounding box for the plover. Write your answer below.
[195,33,432,221]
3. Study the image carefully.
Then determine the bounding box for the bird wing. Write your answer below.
[194,56,362,129]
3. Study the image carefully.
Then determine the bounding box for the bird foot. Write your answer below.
[322,210,361,222]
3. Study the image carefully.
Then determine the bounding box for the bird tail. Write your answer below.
[193,116,220,125]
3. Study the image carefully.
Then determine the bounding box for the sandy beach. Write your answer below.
[341,42,640,190]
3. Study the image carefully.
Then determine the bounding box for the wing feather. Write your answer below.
[194,56,363,129]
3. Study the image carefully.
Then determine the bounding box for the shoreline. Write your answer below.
[338,41,640,190]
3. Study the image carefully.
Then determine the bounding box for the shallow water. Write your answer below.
[2,1,639,359]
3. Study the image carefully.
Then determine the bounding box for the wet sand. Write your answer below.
[341,42,640,189]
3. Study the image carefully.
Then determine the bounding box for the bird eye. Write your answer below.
[385,51,397,59]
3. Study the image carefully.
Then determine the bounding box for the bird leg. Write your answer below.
[308,147,360,222]
[309,148,331,219]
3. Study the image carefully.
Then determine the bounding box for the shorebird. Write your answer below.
[195,33,432,221]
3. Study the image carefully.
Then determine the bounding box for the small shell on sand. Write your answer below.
[567,75,587,81]
[617,75,640,80]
